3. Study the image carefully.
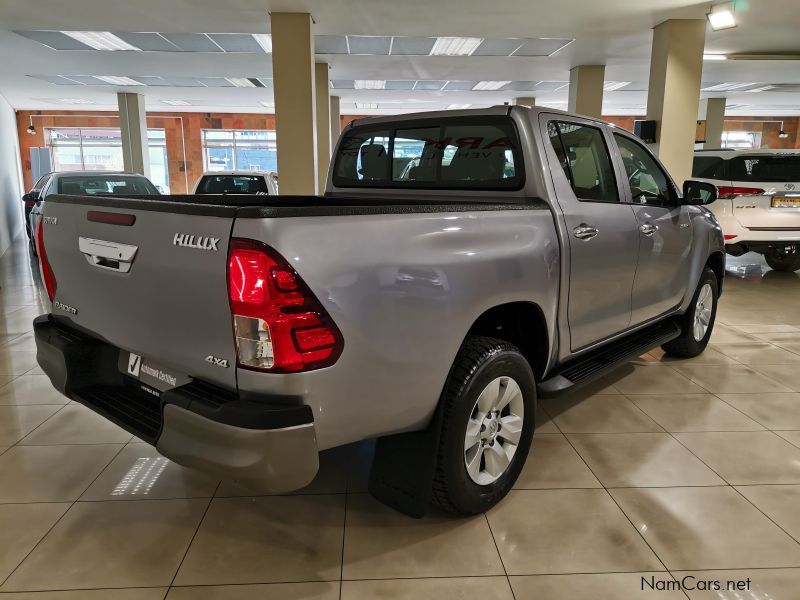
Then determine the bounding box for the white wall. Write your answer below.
[0,92,23,256]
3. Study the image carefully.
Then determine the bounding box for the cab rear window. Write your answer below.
[196,175,269,194]
[332,116,524,190]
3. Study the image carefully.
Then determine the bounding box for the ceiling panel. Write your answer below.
[65,75,111,85]
[207,33,262,52]
[385,80,416,90]
[390,36,436,55]
[512,38,573,56]
[14,30,92,50]
[114,32,177,51]
[27,74,86,85]
[131,76,172,86]
[161,33,221,52]
[471,38,524,56]
[414,80,447,90]
[347,36,391,55]
[443,80,480,91]
[315,35,348,54]
[534,80,568,91]
[196,77,235,87]
[331,79,356,89]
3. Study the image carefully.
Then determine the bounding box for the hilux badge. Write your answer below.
[173,233,220,251]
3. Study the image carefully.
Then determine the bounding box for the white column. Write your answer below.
[513,97,536,107]
[117,92,149,177]
[698,97,726,149]
[330,95,341,149]
[271,12,318,194]
[646,19,706,183]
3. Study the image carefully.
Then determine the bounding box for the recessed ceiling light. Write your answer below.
[355,102,379,109]
[161,99,191,106]
[95,76,144,86]
[707,6,737,31]
[430,37,483,56]
[703,53,728,61]
[448,103,472,109]
[702,82,756,91]
[57,98,94,104]
[61,31,140,51]
[252,34,272,53]
[225,77,257,88]
[472,81,511,90]
[354,80,386,89]
[745,85,777,93]
[603,81,631,91]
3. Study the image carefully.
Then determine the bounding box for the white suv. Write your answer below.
[693,149,800,271]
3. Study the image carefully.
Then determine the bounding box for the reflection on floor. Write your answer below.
[1,239,800,599]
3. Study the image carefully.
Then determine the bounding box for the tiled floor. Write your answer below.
[1,238,800,599]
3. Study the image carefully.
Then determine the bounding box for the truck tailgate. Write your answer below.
[40,196,238,391]
[733,194,800,230]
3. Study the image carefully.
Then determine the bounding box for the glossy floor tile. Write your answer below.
[1,242,800,596]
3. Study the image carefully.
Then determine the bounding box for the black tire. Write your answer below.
[432,336,535,516]
[662,267,718,358]
[765,250,800,272]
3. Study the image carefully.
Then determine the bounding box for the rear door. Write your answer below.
[728,154,800,231]
[540,115,639,351]
[613,132,693,324]
[41,197,239,391]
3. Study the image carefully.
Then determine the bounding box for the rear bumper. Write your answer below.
[33,315,319,492]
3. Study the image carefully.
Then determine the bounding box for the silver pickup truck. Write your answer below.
[33,106,724,517]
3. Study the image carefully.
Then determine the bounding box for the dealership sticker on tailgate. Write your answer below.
[119,351,191,393]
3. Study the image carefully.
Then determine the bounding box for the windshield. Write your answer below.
[196,175,269,194]
[57,175,159,195]
[729,155,800,183]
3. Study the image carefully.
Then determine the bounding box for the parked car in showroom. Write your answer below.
[33,106,724,517]
[192,171,279,195]
[21,173,53,239]
[28,171,160,255]
[693,149,800,271]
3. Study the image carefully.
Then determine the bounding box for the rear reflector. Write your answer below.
[717,186,765,200]
[87,211,136,226]
[228,239,343,373]
[34,219,57,302]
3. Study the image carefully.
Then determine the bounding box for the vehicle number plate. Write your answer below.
[772,196,800,208]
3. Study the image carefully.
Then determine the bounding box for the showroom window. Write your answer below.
[45,127,170,193]
[201,129,278,172]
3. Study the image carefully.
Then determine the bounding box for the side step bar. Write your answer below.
[537,320,681,399]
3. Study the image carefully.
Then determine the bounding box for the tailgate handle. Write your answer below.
[78,237,138,273]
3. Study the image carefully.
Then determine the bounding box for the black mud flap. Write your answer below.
[368,407,444,519]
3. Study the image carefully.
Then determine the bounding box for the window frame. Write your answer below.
[331,115,526,191]
[546,119,620,204]
[201,128,277,173]
[613,131,679,207]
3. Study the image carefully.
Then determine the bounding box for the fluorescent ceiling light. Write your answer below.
[252,34,272,53]
[603,81,631,91]
[95,76,144,85]
[57,98,93,104]
[354,80,386,89]
[355,102,379,109]
[472,81,511,90]
[430,37,483,56]
[225,77,256,87]
[745,85,777,93]
[62,31,140,51]
[702,82,756,91]
[703,53,728,61]
[448,103,471,109]
[161,99,191,106]
[707,6,737,31]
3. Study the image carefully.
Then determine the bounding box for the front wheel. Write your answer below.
[432,336,535,516]
[765,248,800,272]
[662,267,718,358]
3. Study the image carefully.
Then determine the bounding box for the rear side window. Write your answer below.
[729,155,800,183]
[692,156,728,179]
[197,175,269,194]
[547,121,618,202]
[57,176,159,195]
[332,117,523,190]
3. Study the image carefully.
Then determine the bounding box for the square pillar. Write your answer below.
[513,97,536,107]
[315,63,331,193]
[646,19,706,184]
[330,95,341,149]
[698,98,726,149]
[271,12,318,195]
[117,92,149,177]
[568,65,605,118]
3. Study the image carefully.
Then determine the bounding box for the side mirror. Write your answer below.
[683,180,718,205]
[22,191,40,203]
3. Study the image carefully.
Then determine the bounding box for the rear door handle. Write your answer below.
[78,237,138,273]
[639,223,658,236]
[573,225,599,240]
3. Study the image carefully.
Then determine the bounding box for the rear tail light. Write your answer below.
[227,239,343,373]
[717,186,765,200]
[34,219,57,302]
[724,235,738,240]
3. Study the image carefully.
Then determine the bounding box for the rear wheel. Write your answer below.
[662,267,718,358]
[432,336,535,516]
[765,248,800,272]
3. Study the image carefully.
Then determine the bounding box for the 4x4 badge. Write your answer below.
[205,355,230,368]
